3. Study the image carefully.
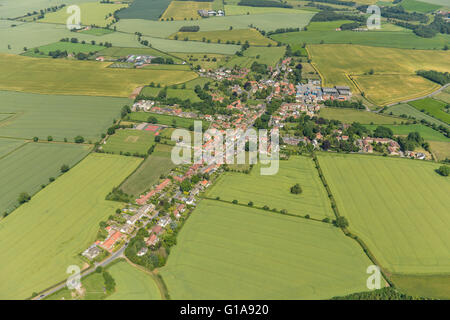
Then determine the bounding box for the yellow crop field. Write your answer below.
[161,1,211,21]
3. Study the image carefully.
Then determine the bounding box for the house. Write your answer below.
[146,234,159,246]
[198,9,209,17]
[100,229,124,252]
[82,245,101,260]
[158,216,172,228]
[152,225,164,235]
[137,247,148,257]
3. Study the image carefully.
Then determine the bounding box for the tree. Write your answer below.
[33,137,39,142]
[248,201,253,206]
[61,164,70,173]
[180,180,192,192]
[290,183,302,194]
[74,136,85,143]
[18,192,31,204]
[335,216,349,228]
[437,165,449,177]
[148,116,158,124]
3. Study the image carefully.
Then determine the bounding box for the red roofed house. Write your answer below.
[101,229,124,252]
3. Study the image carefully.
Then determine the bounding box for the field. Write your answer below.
[363,124,450,142]
[172,53,231,70]
[140,87,201,102]
[0,91,129,141]
[0,137,25,158]
[22,41,105,57]
[319,108,400,124]
[226,46,286,68]
[318,153,450,274]
[224,5,312,15]
[408,98,450,124]
[120,144,176,196]
[272,27,450,50]
[428,141,450,161]
[0,153,142,299]
[0,142,90,213]
[115,12,315,38]
[96,46,180,62]
[0,54,198,97]
[161,1,211,21]
[435,87,450,104]
[170,28,276,46]
[160,199,373,299]
[80,27,115,36]
[116,0,172,20]
[102,129,155,155]
[399,0,442,13]
[40,3,128,27]
[391,274,450,300]
[106,261,162,300]
[206,156,334,219]
[308,44,449,106]
[128,112,207,129]
[384,103,449,128]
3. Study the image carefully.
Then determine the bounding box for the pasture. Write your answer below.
[399,0,442,13]
[0,54,198,97]
[116,0,172,20]
[40,2,128,27]
[102,129,155,155]
[206,156,334,219]
[22,41,105,57]
[0,153,142,299]
[308,45,449,106]
[0,138,25,158]
[318,153,450,274]
[170,28,276,46]
[408,98,450,124]
[120,144,176,196]
[140,87,202,102]
[128,112,207,129]
[160,199,373,299]
[0,91,129,141]
[0,142,90,214]
[319,108,400,124]
[106,261,162,300]
[391,274,450,300]
[172,53,230,70]
[226,46,285,68]
[363,124,450,142]
[224,5,312,15]
[161,1,211,21]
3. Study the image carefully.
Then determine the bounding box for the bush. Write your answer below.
[437,165,449,176]
[18,192,31,204]
[74,136,85,143]
[334,216,349,228]
[60,164,70,173]
[248,201,254,206]
[290,183,302,194]
[232,199,238,204]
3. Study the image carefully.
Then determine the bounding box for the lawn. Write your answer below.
[319,108,400,124]
[102,129,156,155]
[160,199,373,299]
[0,153,142,299]
[0,91,129,141]
[363,124,450,142]
[206,156,334,219]
[384,103,449,128]
[139,87,202,102]
[308,44,449,106]
[116,0,172,20]
[271,27,450,50]
[408,98,450,124]
[120,144,176,196]
[161,1,211,21]
[39,2,128,27]
[0,54,198,97]
[170,28,276,46]
[0,142,90,214]
[106,261,162,300]
[22,41,105,57]
[318,153,450,274]
[128,112,207,129]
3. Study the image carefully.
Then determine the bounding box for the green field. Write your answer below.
[0,142,90,213]
[172,53,230,70]
[391,274,450,300]
[408,98,450,124]
[106,261,162,300]
[40,3,128,27]
[363,124,450,142]
[384,103,449,128]
[116,0,172,20]
[80,27,115,36]
[399,0,442,13]
[272,27,450,50]
[102,129,155,155]
[0,54,198,97]
[224,5,312,15]
[161,199,373,299]
[128,112,207,129]
[0,153,142,299]
[434,87,450,104]
[308,44,449,106]
[226,46,286,68]
[206,156,333,219]
[22,41,105,57]
[97,46,181,62]
[170,28,276,46]
[0,137,25,158]
[120,144,176,196]
[0,91,129,141]
[318,153,450,274]
[140,87,201,102]
[319,108,400,124]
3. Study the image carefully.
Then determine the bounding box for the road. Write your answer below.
[35,245,127,300]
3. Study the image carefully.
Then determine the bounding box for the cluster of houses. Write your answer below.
[198,9,224,18]
[201,67,249,81]
[356,137,401,155]
[296,80,352,103]
[125,55,155,67]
